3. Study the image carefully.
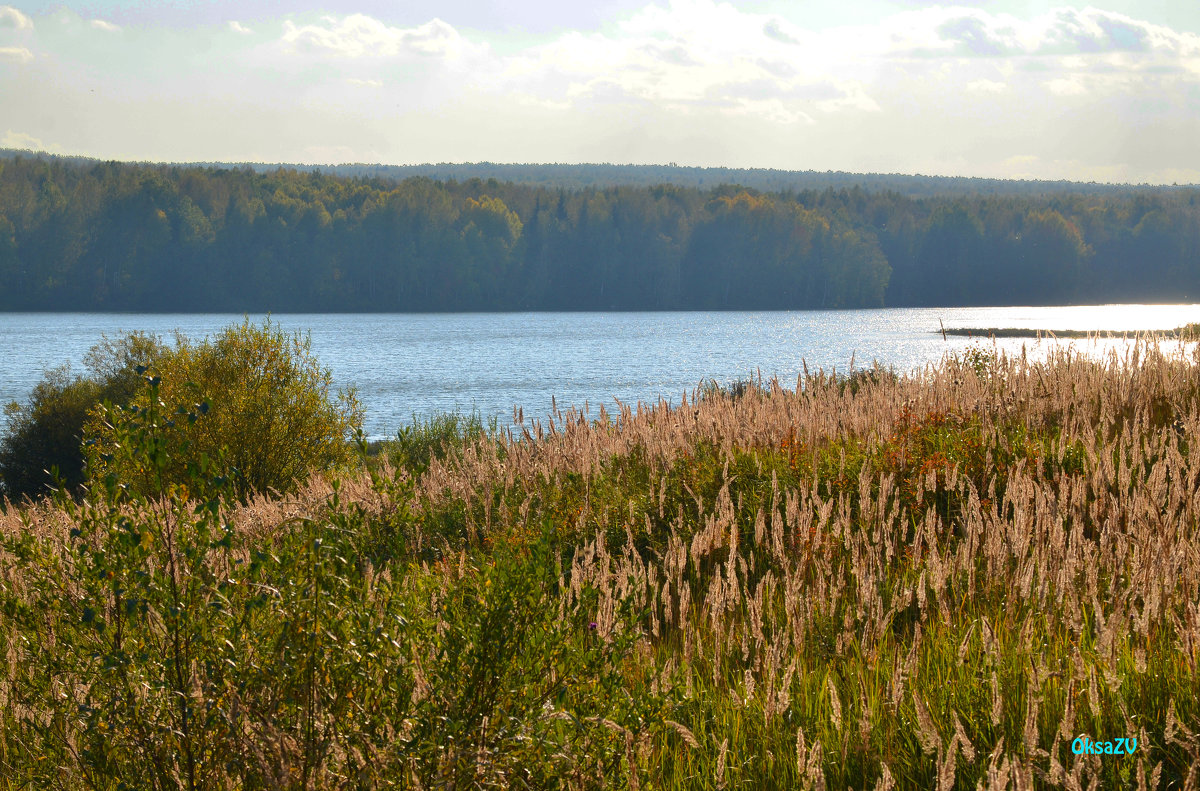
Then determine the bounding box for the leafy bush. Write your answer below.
[87,319,363,499]
[0,371,100,501]
[0,331,163,502]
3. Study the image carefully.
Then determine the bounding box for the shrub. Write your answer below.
[86,319,362,499]
[0,371,100,501]
[0,331,164,502]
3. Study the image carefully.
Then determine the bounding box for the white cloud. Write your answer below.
[928,11,1025,57]
[724,97,814,125]
[0,46,31,63]
[479,1,1195,127]
[5,1,1200,182]
[493,0,879,123]
[1039,8,1157,55]
[967,78,1008,94]
[90,19,120,33]
[814,83,881,113]
[1045,76,1087,95]
[762,18,802,46]
[0,5,32,30]
[280,15,485,61]
[920,6,1199,60]
[2,130,46,150]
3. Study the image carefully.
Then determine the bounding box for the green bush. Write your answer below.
[87,319,363,499]
[0,332,164,502]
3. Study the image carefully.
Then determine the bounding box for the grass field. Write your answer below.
[2,339,1199,789]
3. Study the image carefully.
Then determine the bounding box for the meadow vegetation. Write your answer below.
[2,335,1200,789]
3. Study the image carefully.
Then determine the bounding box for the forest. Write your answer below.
[0,152,1198,311]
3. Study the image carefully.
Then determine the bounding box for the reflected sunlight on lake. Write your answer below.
[3,305,1198,437]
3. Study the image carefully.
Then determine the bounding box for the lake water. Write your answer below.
[3,306,1198,438]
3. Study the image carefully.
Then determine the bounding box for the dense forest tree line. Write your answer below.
[0,154,1197,311]
[9,149,1190,196]
[161,158,1187,198]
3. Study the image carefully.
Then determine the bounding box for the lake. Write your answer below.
[3,306,1198,438]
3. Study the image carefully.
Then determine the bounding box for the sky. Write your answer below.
[1,0,1199,183]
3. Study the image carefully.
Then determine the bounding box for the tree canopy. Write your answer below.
[0,155,1197,311]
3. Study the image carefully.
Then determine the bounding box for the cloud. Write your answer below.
[762,18,800,46]
[813,82,881,113]
[90,19,120,33]
[882,5,1200,65]
[5,0,1199,182]
[0,46,31,63]
[1040,8,1152,54]
[464,0,1200,146]
[495,0,878,123]
[1045,76,1087,95]
[724,97,814,125]
[966,78,1008,94]
[280,15,485,61]
[1,130,46,150]
[0,5,31,30]
[936,15,1016,57]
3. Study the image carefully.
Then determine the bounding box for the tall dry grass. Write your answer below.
[2,338,1199,788]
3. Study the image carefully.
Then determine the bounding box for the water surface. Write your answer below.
[3,306,1197,438]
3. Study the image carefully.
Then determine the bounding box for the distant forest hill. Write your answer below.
[176,159,1196,198]
[1,150,1198,312]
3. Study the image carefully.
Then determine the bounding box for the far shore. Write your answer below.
[938,324,1200,339]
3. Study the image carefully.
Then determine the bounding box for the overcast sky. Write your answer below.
[2,0,1198,183]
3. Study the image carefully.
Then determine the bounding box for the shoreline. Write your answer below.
[939,324,1200,339]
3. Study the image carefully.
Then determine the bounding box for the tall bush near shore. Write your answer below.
[0,331,164,501]
[86,319,363,500]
